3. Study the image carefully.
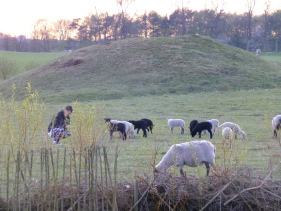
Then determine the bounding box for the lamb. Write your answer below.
[167,119,185,135]
[155,140,216,176]
[109,122,127,140]
[189,120,198,133]
[128,120,148,137]
[104,118,134,138]
[191,122,213,139]
[272,115,281,138]
[203,119,219,135]
[218,122,246,139]
[222,127,234,149]
[141,118,154,134]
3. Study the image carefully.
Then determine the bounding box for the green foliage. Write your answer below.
[0,83,45,154]
[0,57,17,80]
[68,102,107,152]
[0,35,280,102]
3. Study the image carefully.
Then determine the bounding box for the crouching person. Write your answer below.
[48,105,73,145]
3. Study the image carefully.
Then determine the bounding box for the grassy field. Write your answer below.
[0,51,68,75]
[20,88,278,183]
[0,87,280,189]
[261,52,281,64]
[0,42,280,203]
[0,35,281,102]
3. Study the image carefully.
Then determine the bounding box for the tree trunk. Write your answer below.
[275,37,279,52]
[247,40,250,51]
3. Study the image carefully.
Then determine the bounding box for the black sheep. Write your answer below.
[141,118,154,134]
[189,120,198,133]
[128,120,147,137]
[191,122,213,139]
[109,122,127,140]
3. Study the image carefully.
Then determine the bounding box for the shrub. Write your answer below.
[0,57,17,80]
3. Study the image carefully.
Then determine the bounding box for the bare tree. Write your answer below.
[0,58,17,80]
[31,19,53,52]
[116,0,136,39]
[53,19,72,41]
[210,0,226,38]
[263,0,271,51]
[245,0,256,51]
[175,0,190,35]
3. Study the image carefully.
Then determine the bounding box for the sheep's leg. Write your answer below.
[207,129,212,139]
[274,130,277,138]
[180,168,185,177]
[142,128,147,137]
[171,127,173,134]
[230,137,233,150]
[198,131,202,138]
[137,129,140,134]
[235,133,237,139]
[181,127,184,135]
[203,162,210,176]
[123,132,127,140]
[150,126,153,134]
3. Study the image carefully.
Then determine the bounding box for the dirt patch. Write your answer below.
[62,58,83,67]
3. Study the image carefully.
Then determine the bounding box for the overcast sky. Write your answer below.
[1,0,281,36]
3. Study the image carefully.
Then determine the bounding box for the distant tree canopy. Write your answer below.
[1,6,281,52]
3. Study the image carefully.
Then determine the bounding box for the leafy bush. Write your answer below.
[0,57,17,80]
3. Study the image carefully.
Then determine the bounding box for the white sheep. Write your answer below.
[272,115,281,138]
[108,119,134,138]
[203,119,219,135]
[155,140,216,176]
[218,122,246,139]
[167,118,185,135]
[222,127,234,149]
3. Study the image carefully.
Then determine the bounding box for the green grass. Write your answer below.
[261,52,281,64]
[0,51,68,75]
[0,37,281,198]
[35,88,281,181]
[1,35,281,102]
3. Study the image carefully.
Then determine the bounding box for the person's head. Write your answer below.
[64,105,73,116]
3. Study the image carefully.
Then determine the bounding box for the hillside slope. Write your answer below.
[1,35,280,102]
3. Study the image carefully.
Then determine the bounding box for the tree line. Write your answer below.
[1,0,281,52]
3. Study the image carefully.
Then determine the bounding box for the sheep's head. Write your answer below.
[128,120,135,125]
[191,131,196,137]
[241,131,246,139]
[104,118,111,123]
[153,168,172,183]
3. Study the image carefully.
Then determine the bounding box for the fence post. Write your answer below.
[134,180,139,211]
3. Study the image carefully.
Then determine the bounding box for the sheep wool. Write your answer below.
[219,122,246,139]
[272,115,281,138]
[167,118,185,135]
[222,127,233,149]
[156,140,216,176]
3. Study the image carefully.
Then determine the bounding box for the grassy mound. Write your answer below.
[0,35,280,102]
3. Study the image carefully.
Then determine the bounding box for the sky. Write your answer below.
[1,0,281,36]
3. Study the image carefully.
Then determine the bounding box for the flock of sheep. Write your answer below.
[104,115,281,177]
